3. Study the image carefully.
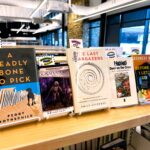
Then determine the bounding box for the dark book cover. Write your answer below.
[39,65,73,118]
[100,138,127,150]
[132,55,150,104]
[0,48,42,128]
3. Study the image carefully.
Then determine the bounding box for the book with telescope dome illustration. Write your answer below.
[0,48,43,128]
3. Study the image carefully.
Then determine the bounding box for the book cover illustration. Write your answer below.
[100,138,127,150]
[0,48,42,128]
[108,57,138,108]
[132,55,150,104]
[67,48,111,114]
[39,65,73,118]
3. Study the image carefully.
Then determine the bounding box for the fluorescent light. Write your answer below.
[30,0,47,18]
[11,28,36,33]
[74,0,148,22]
[17,24,25,34]
[43,11,51,17]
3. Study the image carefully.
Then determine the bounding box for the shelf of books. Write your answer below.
[1,46,150,150]
[1,105,150,150]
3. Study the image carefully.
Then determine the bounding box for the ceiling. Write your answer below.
[0,0,149,40]
[0,0,68,39]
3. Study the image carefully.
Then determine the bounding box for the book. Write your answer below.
[105,47,123,58]
[39,65,73,118]
[100,138,127,150]
[108,57,138,108]
[36,50,67,67]
[0,48,42,128]
[69,39,83,48]
[67,48,111,114]
[132,55,150,104]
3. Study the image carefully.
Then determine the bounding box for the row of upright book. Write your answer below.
[0,46,149,128]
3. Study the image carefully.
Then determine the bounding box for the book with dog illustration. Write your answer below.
[0,48,43,128]
[39,65,73,118]
[67,48,111,114]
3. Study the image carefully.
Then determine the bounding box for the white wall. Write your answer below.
[89,0,101,6]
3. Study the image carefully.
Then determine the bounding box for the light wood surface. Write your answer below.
[1,105,150,150]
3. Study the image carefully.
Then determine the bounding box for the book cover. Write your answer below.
[39,65,73,118]
[132,55,150,104]
[0,48,42,128]
[67,48,111,114]
[105,47,123,58]
[36,51,67,67]
[100,138,127,150]
[108,57,138,108]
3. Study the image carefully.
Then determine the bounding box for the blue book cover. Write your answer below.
[0,48,42,128]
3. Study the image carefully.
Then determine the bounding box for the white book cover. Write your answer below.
[105,47,123,58]
[67,48,111,114]
[108,57,138,108]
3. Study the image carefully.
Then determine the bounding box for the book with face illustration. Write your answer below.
[0,48,43,128]
[67,48,111,114]
[108,57,138,107]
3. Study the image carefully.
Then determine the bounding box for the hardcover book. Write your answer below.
[39,65,73,118]
[0,48,42,128]
[67,48,111,114]
[132,55,150,104]
[100,138,127,150]
[108,57,138,107]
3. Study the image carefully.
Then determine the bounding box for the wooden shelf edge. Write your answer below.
[1,105,150,150]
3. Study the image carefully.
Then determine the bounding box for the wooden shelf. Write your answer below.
[1,105,150,150]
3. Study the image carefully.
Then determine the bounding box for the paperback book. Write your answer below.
[132,55,150,104]
[36,51,67,67]
[67,48,111,114]
[0,48,42,128]
[105,47,123,58]
[108,57,138,107]
[39,65,73,118]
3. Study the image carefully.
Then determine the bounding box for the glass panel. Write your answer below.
[64,30,67,48]
[58,29,62,46]
[89,27,100,47]
[89,20,100,47]
[90,20,100,28]
[122,9,147,23]
[146,21,150,54]
[120,26,144,56]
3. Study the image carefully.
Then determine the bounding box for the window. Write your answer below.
[120,26,144,56]
[89,20,101,47]
[106,7,150,55]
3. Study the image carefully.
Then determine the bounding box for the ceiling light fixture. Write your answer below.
[30,0,47,18]
[74,0,148,22]
[11,28,36,33]
[43,11,51,17]
[16,24,25,34]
